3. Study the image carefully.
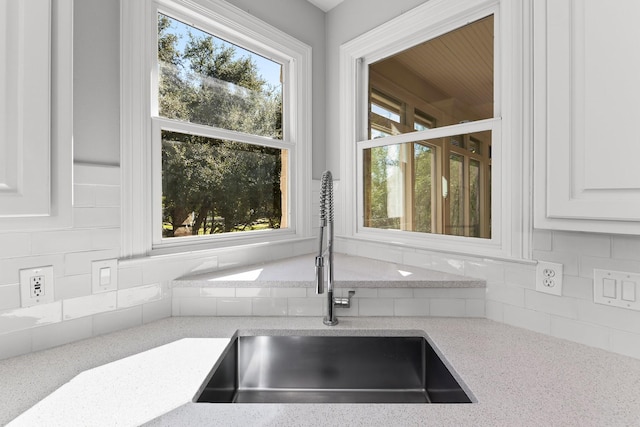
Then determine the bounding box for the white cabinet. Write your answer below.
[0,0,72,230]
[534,0,640,234]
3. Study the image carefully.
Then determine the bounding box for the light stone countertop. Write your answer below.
[175,253,485,288]
[3,316,640,426]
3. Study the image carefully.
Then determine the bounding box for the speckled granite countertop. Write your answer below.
[175,253,485,288]
[3,317,640,426]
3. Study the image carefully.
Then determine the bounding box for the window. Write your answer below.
[121,0,312,256]
[156,14,287,240]
[340,0,530,259]
[363,16,494,240]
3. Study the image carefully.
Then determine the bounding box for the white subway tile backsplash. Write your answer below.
[73,184,96,207]
[351,288,378,298]
[272,287,307,298]
[252,298,288,316]
[465,299,486,317]
[550,316,610,351]
[0,254,65,285]
[236,287,270,298]
[118,284,163,308]
[90,228,121,250]
[503,304,551,335]
[55,274,92,300]
[0,301,62,334]
[430,299,466,317]
[217,298,252,316]
[359,298,394,316]
[200,287,235,297]
[0,233,31,259]
[142,297,172,324]
[401,250,431,269]
[611,329,640,360]
[0,284,20,311]
[74,163,120,186]
[414,288,486,299]
[32,316,93,352]
[504,265,536,289]
[95,185,120,207]
[141,259,186,285]
[32,230,93,255]
[485,284,525,307]
[525,290,578,319]
[64,249,119,276]
[552,231,611,258]
[532,229,552,251]
[92,306,142,336]
[463,260,505,283]
[378,288,413,298]
[288,297,322,316]
[63,292,116,320]
[485,300,504,322]
[0,329,32,359]
[172,287,201,298]
[612,235,640,261]
[394,298,429,316]
[429,256,466,275]
[578,256,640,279]
[577,299,640,335]
[73,207,120,229]
[177,297,216,316]
[118,267,144,290]
[356,243,402,264]
[562,275,593,301]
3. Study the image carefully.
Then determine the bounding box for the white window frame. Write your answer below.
[338,0,532,260]
[121,0,312,257]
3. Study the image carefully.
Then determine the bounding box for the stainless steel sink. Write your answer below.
[194,332,473,404]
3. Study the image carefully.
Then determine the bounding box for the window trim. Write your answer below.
[338,0,532,260]
[121,0,312,257]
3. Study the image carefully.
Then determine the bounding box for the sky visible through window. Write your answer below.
[165,15,282,89]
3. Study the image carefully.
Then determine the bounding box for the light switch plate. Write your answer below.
[594,269,640,311]
[92,259,118,293]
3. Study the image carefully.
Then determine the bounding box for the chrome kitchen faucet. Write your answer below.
[315,170,354,326]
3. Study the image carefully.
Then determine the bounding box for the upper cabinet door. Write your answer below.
[534,0,640,234]
[0,0,72,230]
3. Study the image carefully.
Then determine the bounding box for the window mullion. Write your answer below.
[152,117,294,150]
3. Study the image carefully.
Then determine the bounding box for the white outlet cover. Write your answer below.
[19,265,55,307]
[535,261,563,296]
[92,259,118,293]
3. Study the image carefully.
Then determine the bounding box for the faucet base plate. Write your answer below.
[323,317,338,326]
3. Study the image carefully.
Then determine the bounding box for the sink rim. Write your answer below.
[192,329,476,404]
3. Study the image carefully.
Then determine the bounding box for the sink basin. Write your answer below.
[194,332,473,404]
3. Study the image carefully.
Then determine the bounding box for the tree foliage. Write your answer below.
[158,15,283,237]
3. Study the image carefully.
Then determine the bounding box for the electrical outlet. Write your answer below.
[31,275,45,297]
[19,266,55,307]
[536,261,563,296]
